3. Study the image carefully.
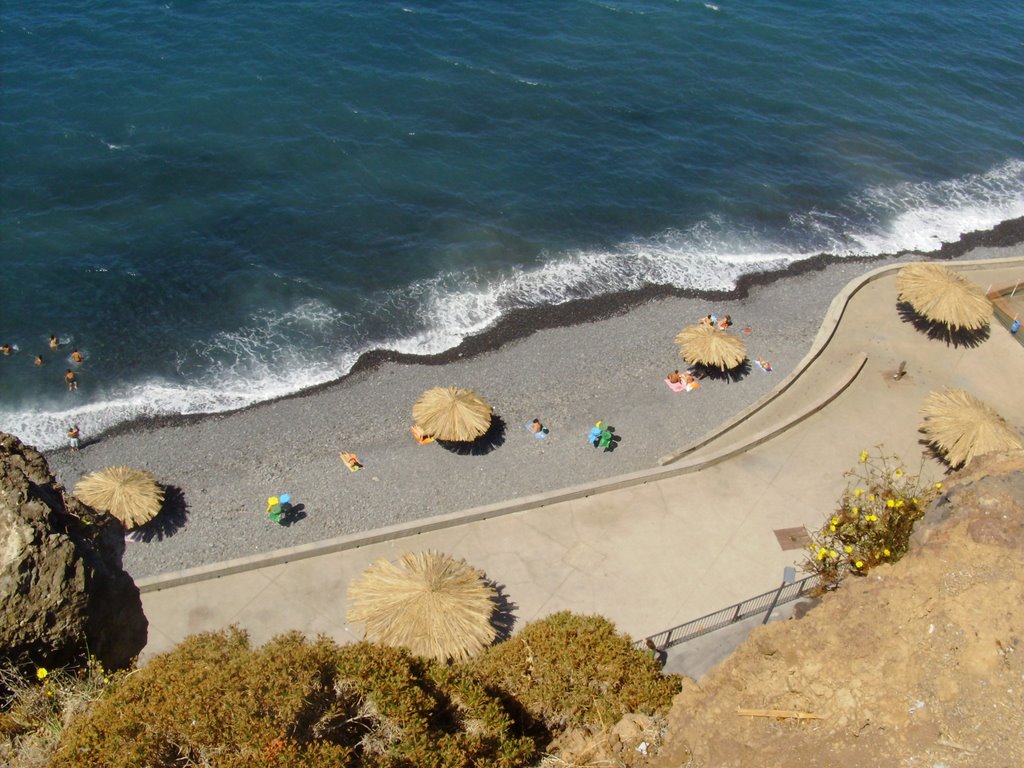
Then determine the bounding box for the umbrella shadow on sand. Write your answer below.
[690,359,752,383]
[436,414,507,456]
[897,302,990,348]
[127,485,189,543]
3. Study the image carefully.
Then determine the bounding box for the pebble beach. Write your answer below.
[42,237,1023,580]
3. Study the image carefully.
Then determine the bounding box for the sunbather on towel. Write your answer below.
[756,357,773,372]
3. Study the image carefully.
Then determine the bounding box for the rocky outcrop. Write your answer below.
[1,433,146,671]
[651,452,1024,768]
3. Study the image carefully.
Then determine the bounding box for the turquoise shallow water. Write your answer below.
[1,0,1022,448]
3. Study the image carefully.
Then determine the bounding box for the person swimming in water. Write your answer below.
[65,369,78,391]
[34,355,44,366]
[70,349,84,363]
[49,335,59,349]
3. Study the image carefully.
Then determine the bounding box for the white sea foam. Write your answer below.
[5,160,1021,450]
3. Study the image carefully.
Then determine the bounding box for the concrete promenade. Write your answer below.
[138,257,1024,675]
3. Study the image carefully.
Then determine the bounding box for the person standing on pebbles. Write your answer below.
[67,425,81,451]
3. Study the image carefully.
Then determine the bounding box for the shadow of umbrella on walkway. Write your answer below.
[346,550,497,663]
[412,386,493,443]
[896,263,992,346]
[74,466,165,529]
[919,388,1023,469]
[675,324,748,379]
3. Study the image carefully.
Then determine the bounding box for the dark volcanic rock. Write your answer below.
[0,433,146,671]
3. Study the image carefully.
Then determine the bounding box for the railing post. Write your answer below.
[762,567,796,625]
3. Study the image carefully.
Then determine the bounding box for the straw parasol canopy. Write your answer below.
[675,323,747,370]
[346,550,496,662]
[919,388,1023,468]
[412,386,492,442]
[74,466,164,529]
[896,263,992,331]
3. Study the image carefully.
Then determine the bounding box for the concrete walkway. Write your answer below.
[138,258,1024,677]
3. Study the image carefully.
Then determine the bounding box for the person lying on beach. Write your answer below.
[411,425,434,444]
[667,370,682,384]
[756,357,773,372]
[70,349,84,363]
[699,315,714,326]
[340,452,363,471]
[529,418,544,433]
[65,369,78,390]
[717,314,732,329]
[683,371,700,391]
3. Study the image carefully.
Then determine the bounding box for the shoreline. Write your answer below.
[72,215,1024,445]
[40,234,1024,580]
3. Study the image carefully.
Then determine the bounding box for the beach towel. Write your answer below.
[664,377,685,392]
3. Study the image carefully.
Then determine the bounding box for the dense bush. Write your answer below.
[51,628,534,768]
[470,612,681,736]
[803,449,940,591]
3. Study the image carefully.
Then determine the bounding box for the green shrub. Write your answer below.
[50,628,534,768]
[803,449,941,591]
[469,612,681,736]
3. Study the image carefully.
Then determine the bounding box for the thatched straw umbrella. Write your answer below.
[412,386,492,442]
[346,551,496,662]
[920,389,1023,468]
[74,466,164,529]
[896,263,992,331]
[675,324,747,370]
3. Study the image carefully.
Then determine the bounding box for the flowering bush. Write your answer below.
[1,656,118,768]
[804,450,941,591]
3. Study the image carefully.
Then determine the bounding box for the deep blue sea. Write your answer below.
[2,0,1022,449]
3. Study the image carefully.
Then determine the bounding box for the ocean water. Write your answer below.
[1,0,1022,449]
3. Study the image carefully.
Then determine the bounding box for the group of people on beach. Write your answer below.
[666,311,774,384]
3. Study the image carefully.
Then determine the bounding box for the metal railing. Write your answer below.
[636,574,821,651]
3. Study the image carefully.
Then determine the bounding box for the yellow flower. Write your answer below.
[866,514,878,522]
[855,560,864,568]
[844,545,853,553]
[887,499,895,508]
[831,517,839,525]
[935,482,942,490]
[859,450,869,463]
[883,549,891,556]
[912,498,919,505]
[853,489,865,496]
[36,668,48,681]
[869,494,875,501]
[894,469,903,477]
[817,550,826,561]
[852,507,859,515]
[829,524,836,532]
[829,550,838,559]
[896,499,904,508]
